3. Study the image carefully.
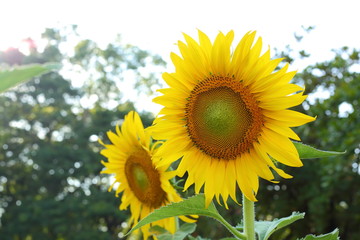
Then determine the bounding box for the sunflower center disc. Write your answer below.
[200,87,251,141]
[125,149,166,208]
[185,76,264,160]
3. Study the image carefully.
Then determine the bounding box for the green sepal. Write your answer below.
[236,212,305,240]
[293,142,345,159]
[149,223,197,240]
[297,229,340,240]
[126,194,220,237]
[0,63,60,93]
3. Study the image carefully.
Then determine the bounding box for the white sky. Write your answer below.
[1,0,359,112]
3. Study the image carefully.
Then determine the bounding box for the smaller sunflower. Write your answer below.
[100,111,193,239]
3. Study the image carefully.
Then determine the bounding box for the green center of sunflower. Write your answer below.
[185,75,264,160]
[200,87,251,139]
[125,149,167,208]
[132,164,149,191]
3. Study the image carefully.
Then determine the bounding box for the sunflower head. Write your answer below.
[100,111,193,239]
[151,30,315,207]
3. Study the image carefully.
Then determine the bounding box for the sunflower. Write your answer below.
[100,111,193,239]
[151,30,315,207]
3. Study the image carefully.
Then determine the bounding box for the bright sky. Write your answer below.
[1,0,359,111]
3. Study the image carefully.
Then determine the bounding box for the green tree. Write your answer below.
[0,26,162,239]
[256,46,360,239]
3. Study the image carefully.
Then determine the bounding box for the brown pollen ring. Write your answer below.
[185,75,264,160]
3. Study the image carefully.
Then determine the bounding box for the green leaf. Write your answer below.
[127,194,246,239]
[254,212,305,240]
[297,229,339,240]
[150,225,169,235]
[150,223,197,240]
[188,236,211,240]
[294,142,345,159]
[0,63,60,93]
[188,236,235,240]
[126,194,221,236]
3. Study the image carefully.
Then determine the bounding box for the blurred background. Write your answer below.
[0,0,359,239]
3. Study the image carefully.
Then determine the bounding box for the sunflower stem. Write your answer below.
[243,194,256,240]
[217,214,247,240]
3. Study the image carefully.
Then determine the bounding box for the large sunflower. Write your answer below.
[151,30,315,207]
[100,111,192,239]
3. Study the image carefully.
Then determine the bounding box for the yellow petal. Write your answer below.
[259,131,303,167]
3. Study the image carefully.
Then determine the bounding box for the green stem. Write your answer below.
[218,214,247,240]
[243,194,256,240]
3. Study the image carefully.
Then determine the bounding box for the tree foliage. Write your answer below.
[0,26,161,239]
[256,46,360,239]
